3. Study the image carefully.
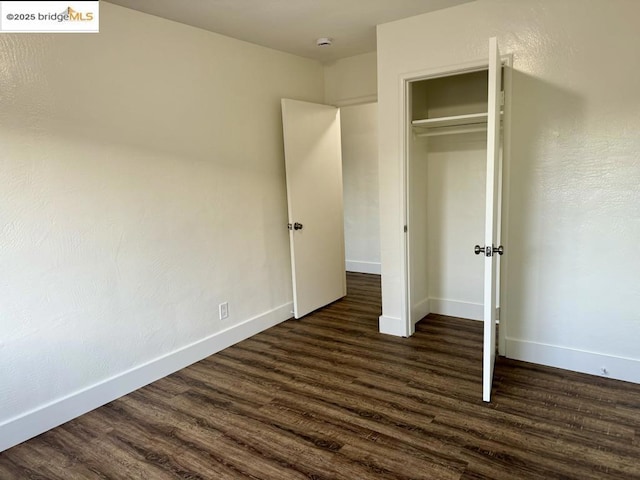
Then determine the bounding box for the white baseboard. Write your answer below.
[0,303,293,453]
[506,338,640,385]
[429,298,483,321]
[379,315,411,337]
[412,298,431,325]
[345,260,381,275]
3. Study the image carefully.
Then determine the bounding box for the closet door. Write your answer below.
[482,37,502,402]
[281,99,346,319]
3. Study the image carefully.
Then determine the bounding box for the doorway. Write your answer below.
[341,102,380,276]
[401,38,510,401]
[281,99,380,319]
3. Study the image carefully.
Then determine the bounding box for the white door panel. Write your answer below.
[483,37,502,402]
[281,99,346,318]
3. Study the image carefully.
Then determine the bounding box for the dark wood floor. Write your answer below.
[1,273,639,479]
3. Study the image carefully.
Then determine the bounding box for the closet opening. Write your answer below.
[407,68,492,329]
[400,39,510,402]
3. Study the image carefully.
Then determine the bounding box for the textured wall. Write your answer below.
[378,0,640,373]
[0,2,324,425]
[324,51,377,106]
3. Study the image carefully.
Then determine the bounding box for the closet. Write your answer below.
[404,38,509,401]
[408,69,491,323]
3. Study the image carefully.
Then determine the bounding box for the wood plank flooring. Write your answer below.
[1,272,639,479]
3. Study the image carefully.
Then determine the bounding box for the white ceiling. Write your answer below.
[105,0,474,62]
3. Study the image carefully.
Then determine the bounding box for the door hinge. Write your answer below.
[404,225,407,233]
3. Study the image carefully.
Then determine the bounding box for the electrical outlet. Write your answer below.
[219,302,229,320]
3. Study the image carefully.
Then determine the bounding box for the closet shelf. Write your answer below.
[411,112,488,130]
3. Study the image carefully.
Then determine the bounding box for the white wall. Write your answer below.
[323,52,380,275]
[0,2,324,451]
[324,51,377,106]
[426,133,486,320]
[341,103,380,274]
[378,0,640,383]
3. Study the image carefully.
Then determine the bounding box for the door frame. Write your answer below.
[398,54,512,349]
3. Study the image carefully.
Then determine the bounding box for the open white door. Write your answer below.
[482,37,503,402]
[281,99,346,319]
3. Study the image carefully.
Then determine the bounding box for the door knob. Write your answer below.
[474,245,504,256]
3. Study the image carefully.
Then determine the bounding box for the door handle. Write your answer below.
[474,245,504,256]
[294,222,303,230]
